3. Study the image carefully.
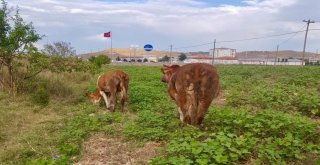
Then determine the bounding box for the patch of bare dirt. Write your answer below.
[74,133,161,165]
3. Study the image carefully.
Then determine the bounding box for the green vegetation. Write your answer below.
[0,1,96,96]
[0,65,319,164]
[159,55,170,62]
[179,53,187,61]
[88,55,111,68]
[0,0,42,94]
[42,41,76,57]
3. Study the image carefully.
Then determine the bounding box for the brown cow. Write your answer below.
[86,70,129,112]
[161,63,219,125]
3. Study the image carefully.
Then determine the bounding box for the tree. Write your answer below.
[179,53,187,61]
[116,56,121,61]
[159,55,170,62]
[42,41,76,56]
[143,58,148,62]
[88,55,111,67]
[0,0,42,94]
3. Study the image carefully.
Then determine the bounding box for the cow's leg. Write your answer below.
[177,107,184,122]
[108,90,117,112]
[119,82,128,112]
[179,102,193,125]
[188,105,198,125]
[174,89,191,124]
[120,90,127,112]
[99,91,110,109]
[180,106,191,124]
[195,101,211,125]
[186,83,198,125]
[183,113,192,124]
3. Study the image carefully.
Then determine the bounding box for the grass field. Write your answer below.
[0,64,319,164]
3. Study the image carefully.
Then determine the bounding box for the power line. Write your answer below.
[216,30,306,43]
[172,28,320,50]
[278,24,307,46]
[173,41,213,50]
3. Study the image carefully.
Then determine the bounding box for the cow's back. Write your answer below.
[98,70,128,90]
[173,63,219,98]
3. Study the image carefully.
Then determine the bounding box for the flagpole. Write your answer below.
[110,31,113,62]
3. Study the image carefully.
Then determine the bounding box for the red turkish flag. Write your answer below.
[103,32,111,38]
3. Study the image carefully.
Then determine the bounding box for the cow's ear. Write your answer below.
[161,64,169,72]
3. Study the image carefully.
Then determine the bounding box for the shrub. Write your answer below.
[31,88,49,106]
[88,55,111,67]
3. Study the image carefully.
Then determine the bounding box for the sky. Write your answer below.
[6,0,320,54]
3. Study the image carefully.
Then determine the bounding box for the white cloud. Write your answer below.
[38,0,59,4]
[6,0,320,53]
[18,5,47,13]
[53,5,69,12]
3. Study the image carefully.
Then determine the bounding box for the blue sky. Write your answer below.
[6,0,320,54]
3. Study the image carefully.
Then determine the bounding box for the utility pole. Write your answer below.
[211,39,216,65]
[169,45,173,64]
[129,47,132,62]
[302,19,315,64]
[274,44,279,65]
[130,44,138,62]
[266,52,270,66]
[134,47,137,62]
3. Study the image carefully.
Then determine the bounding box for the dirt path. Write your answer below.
[75,133,161,165]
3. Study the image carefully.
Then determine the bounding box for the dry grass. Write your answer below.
[0,93,66,163]
[75,133,161,165]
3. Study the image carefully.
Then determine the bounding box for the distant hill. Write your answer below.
[79,48,180,59]
[236,50,318,59]
[80,49,319,60]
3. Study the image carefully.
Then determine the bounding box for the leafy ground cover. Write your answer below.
[0,64,319,164]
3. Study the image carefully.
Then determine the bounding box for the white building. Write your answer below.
[184,55,239,64]
[146,56,158,62]
[184,56,212,64]
[209,48,236,58]
[238,58,305,65]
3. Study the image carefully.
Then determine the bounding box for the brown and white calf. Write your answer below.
[161,63,219,125]
[86,70,129,112]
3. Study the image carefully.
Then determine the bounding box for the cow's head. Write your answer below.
[160,64,180,83]
[85,89,101,104]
